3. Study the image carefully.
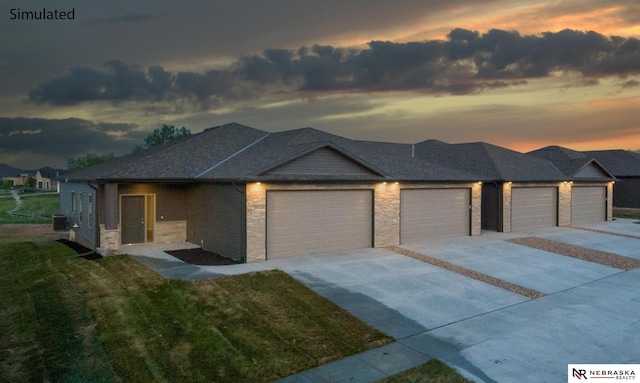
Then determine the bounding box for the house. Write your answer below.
[527,146,616,224]
[60,123,483,261]
[60,123,616,262]
[581,150,640,209]
[2,168,61,191]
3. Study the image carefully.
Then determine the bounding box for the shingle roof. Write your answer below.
[528,146,615,180]
[65,122,566,183]
[583,150,640,177]
[415,141,566,182]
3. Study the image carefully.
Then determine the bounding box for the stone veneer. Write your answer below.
[155,220,187,243]
[245,182,482,263]
[99,224,120,255]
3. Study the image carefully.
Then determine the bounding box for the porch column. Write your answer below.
[104,183,118,230]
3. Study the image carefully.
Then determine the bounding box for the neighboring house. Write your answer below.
[59,123,615,262]
[2,168,61,191]
[528,146,616,224]
[581,150,640,208]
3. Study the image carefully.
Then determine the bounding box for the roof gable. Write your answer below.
[261,146,380,178]
[573,161,612,179]
[583,150,640,177]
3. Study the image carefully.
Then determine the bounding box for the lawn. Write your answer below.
[0,240,392,382]
[376,359,472,383]
[0,192,60,224]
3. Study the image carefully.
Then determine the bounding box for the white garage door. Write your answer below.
[571,186,606,225]
[266,190,372,259]
[400,188,470,243]
[511,187,558,232]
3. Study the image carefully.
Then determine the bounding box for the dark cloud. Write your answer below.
[28,28,640,107]
[86,12,153,25]
[0,118,143,167]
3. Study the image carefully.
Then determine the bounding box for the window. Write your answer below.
[88,194,93,227]
[79,192,83,223]
[71,192,76,212]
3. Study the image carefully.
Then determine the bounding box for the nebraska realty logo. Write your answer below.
[569,364,639,381]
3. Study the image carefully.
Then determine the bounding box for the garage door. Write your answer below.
[571,186,606,225]
[511,187,557,231]
[266,190,372,259]
[400,188,470,243]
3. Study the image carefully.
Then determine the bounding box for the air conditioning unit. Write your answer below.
[52,215,67,231]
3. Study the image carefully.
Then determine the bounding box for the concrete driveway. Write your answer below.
[130,221,640,382]
[271,226,640,382]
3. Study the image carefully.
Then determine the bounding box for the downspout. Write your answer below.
[87,181,100,249]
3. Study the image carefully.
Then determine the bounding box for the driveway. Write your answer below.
[271,227,640,382]
[129,223,640,382]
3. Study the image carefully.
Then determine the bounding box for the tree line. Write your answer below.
[67,124,190,171]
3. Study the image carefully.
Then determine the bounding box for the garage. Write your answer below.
[511,187,558,231]
[571,186,606,225]
[400,188,470,243]
[266,190,373,259]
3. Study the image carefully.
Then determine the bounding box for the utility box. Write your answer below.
[53,215,67,231]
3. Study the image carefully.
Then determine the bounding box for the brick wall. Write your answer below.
[558,182,572,226]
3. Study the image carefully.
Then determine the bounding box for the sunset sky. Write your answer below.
[1,0,639,169]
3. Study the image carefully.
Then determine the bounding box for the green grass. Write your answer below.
[0,241,392,382]
[376,359,473,383]
[0,193,60,224]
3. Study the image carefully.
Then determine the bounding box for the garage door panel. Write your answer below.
[571,186,606,225]
[267,190,372,259]
[511,187,557,231]
[400,188,470,243]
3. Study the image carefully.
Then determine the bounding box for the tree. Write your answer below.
[1,179,12,194]
[67,153,115,171]
[133,124,191,152]
[26,175,37,188]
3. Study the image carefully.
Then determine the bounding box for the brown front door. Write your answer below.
[121,196,146,244]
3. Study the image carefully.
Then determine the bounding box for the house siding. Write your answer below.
[613,178,640,208]
[264,147,378,176]
[59,181,97,249]
[187,183,246,262]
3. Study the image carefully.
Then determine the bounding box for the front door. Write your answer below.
[121,196,146,244]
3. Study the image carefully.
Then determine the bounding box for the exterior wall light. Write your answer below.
[394,182,399,185]
[256,182,261,185]
[477,181,482,185]
[382,182,387,185]
[508,181,512,185]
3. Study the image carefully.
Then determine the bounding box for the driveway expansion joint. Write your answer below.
[385,245,545,299]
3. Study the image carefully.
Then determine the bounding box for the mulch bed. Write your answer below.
[56,239,103,260]
[166,248,241,266]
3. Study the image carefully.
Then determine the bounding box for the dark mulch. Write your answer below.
[166,248,240,266]
[56,239,103,260]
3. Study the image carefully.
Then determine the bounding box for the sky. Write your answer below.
[1,0,639,169]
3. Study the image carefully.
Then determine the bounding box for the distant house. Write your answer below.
[2,168,61,191]
[528,146,616,224]
[582,150,640,208]
[59,123,616,262]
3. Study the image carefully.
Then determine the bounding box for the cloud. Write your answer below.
[85,12,153,26]
[28,28,640,107]
[0,117,144,168]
